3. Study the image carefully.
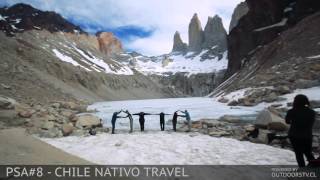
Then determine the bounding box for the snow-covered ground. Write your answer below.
[42,131,296,165]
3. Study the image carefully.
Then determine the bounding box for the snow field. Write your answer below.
[42,131,296,165]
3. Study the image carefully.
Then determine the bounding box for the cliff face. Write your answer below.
[96,32,123,56]
[228,2,249,33]
[226,0,320,77]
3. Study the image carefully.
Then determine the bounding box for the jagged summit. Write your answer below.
[171,13,227,61]
[188,13,204,52]
[172,31,187,53]
[203,14,227,51]
[0,3,84,36]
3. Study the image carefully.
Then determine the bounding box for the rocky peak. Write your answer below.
[229,2,249,33]
[0,3,84,36]
[172,31,187,53]
[188,13,204,52]
[96,32,123,56]
[203,15,227,51]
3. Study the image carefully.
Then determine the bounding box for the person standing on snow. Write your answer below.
[111,110,124,134]
[172,111,180,132]
[179,110,191,132]
[124,110,134,133]
[285,94,316,167]
[132,112,151,131]
[155,112,170,131]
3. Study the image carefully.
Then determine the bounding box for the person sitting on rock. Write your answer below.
[179,110,191,132]
[132,112,151,131]
[285,94,316,167]
[111,110,125,134]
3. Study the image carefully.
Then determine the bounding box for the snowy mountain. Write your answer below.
[0,3,229,103]
[116,50,227,76]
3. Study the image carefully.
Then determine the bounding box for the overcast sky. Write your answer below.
[0,0,242,55]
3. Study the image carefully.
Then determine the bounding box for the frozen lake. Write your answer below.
[88,97,265,131]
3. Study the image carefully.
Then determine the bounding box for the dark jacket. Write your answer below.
[133,112,150,121]
[285,107,315,138]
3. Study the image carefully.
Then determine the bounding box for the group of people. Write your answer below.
[107,94,318,167]
[111,110,191,134]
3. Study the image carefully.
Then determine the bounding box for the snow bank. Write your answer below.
[41,132,296,165]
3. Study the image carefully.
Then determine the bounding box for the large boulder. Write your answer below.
[18,110,34,118]
[255,109,289,131]
[0,95,16,109]
[62,123,74,136]
[75,114,102,128]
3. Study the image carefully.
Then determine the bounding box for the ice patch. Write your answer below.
[73,46,133,75]
[307,54,320,59]
[12,18,21,24]
[41,132,296,165]
[0,14,6,21]
[254,18,288,32]
[33,26,41,30]
[52,49,91,71]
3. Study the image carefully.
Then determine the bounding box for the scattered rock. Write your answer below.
[218,97,229,103]
[219,115,242,123]
[295,79,319,89]
[228,100,238,106]
[264,92,278,103]
[41,121,55,130]
[18,110,33,118]
[244,124,255,132]
[275,85,291,95]
[51,102,60,109]
[39,127,62,138]
[0,95,16,109]
[1,83,11,90]
[62,123,74,136]
[208,129,231,137]
[75,114,102,128]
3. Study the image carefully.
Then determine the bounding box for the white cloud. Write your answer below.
[2,0,243,55]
